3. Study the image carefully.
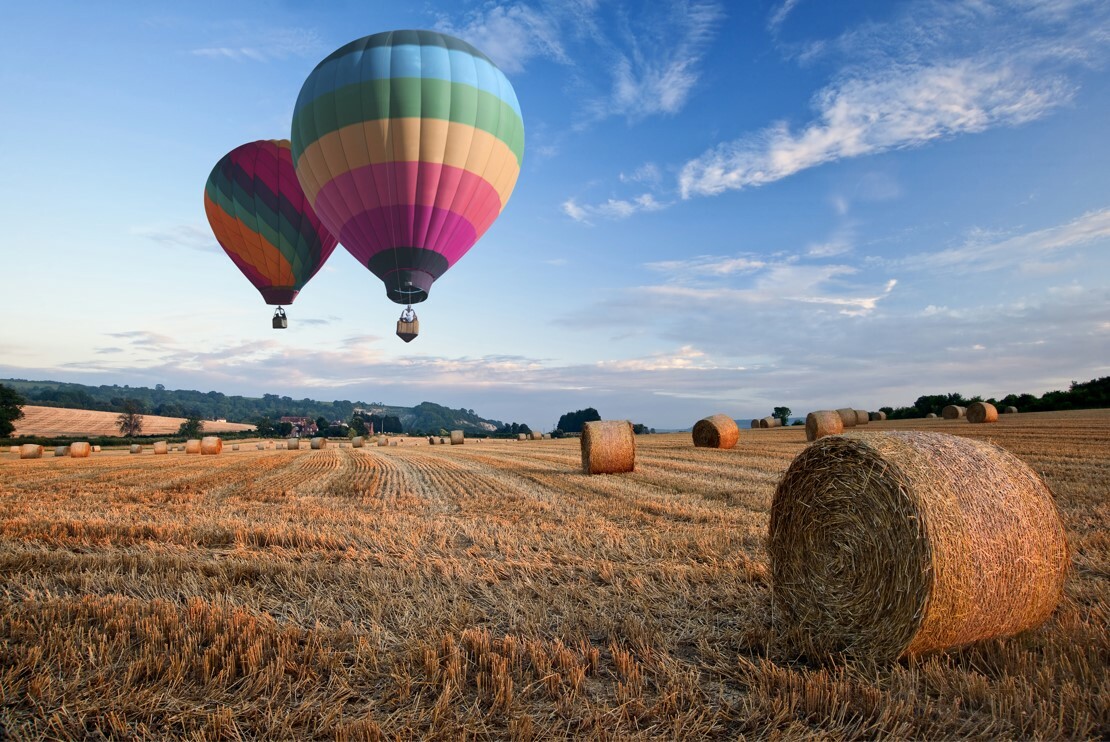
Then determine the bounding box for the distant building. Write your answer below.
[280,416,317,436]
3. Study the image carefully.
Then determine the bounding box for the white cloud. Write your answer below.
[562,193,669,223]
[894,206,1110,273]
[131,224,219,253]
[435,3,576,74]
[768,0,803,32]
[645,255,766,276]
[191,27,325,62]
[619,162,663,186]
[680,59,1072,197]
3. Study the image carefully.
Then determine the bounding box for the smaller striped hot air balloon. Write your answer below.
[204,139,339,328]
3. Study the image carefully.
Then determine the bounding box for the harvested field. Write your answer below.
[12,405,255,437]
[0,410,1107,739]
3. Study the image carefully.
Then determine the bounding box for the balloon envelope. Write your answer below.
[291,30,524,304]
[204,139,339,305]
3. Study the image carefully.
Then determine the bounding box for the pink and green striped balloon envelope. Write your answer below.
[290,30,524,304]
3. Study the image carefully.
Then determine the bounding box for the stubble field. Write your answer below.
[1,410,1107,739]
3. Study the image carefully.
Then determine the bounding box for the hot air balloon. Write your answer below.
[204,139,339,328]
[290,30,524,342]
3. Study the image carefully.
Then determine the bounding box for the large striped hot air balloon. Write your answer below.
[204,139,339,328]
[290,30,524,342]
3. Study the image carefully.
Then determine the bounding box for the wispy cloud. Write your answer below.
[645,255,766,277]
[680,0,1108,198]
[890,206,1110,273]
[767,0,803,32]
[191,26,326,63]
[562,193,669,223]
[435,2,578,74]
[132,224,219,253]
[680,59,1072,197]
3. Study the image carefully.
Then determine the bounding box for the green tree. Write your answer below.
[178,415,204,438]
[255,416,276,437]
[315,416,329,434]
[278,421,294,437]
[0,383,26,437]
[773,406,792,426]
[556,407,600,433]
[116,398,144,436]
[349,415,369,437]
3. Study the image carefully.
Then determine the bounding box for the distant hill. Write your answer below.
[1,379,504,434]
[13,406,254,438]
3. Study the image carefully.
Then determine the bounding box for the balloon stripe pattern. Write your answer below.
[291,30,523,304]
[204,140,338,305]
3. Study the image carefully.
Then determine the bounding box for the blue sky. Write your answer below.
[2,0,1108,430]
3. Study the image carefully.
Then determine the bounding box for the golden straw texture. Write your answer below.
[1004,406,1018,414]
[352,436,364,448]
[942,405,966,420]
[769,431,1069,661]
[200,437,223,455]
[692,414,740,449]
[967,402,999,424]
[19,444,44,459]
[53,446,69,457]
[184,440,201,454]
[581,420,636,475]
[288,439,301,450]
[836,409,857,428]
[805,411,844,442]
[855,410,870,425]
[153,441,168,455]
[451,431,464,445]
[869,411,887,421]
[69,442,91,459]
[311,438,327,450]
[130,445,142,454]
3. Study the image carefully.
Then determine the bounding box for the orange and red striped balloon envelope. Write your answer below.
[290,30,524,304]
[204,139,339,306]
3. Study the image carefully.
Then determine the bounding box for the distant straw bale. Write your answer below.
[869,411,887,422]
[692,414,740,449]
[967,402,999,424]
[941,405,966,420]
[352,436,364,448]
[20,444,44,459]
[54,446,70,457]
[184,440,201,454]
[836,409,857,428]
[751,419,760,429]
[440,437,446,444]
[153,441,168,455]
[310,438,327,450]
[92,446,101,452]
[581,420,635,475]
[517,433,527,441]
[428,436,436,445]
[287,438,301,450]
[805,411,844,442]
[256,443,265,450]
[451,430,464,445]
[769,431,1068,661]
[1004,406,1018,414]
[530,432,544,440]
[69,442,91,458]
[200,437,222,455]
[378,437,388,447]
[231,444,240,451]
[130,445,142,454]
[855,410,869,425]
[759,417,782,429]
[8,446,18,454]
[926,413,938,419]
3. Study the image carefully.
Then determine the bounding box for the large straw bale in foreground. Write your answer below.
[941,405,966,420]
[805,411,844,442]
[310,437,327,450]
[153,441,168,455]
[581,420,635,475]
[769,431,1068,661]
[967,401,998,424]
[836,408,857,428]
[854,410,870,425]
[69,442,91,458]
[20,444,44,459]
[693,414,739,449]
[200,437,222,455]
[451,430,464,445]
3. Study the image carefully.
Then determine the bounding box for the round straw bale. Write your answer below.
[352,436,364,448]
[389,441,397,447]
[184,439,201,454]
[1004,406,1018,414]
[54,445,70,457]
[310,437,327,449]
[153,441,168,454]
[20,444,44,459]
[231,444,240,451]
[257,443,265,450]
[451,430,464,445]
[869,411,887,422]
[200,436,222,455]
[941,405,966,420]
[440,437,446,444]
[750,419,760,429]
[428,436,436,445]
[769,431,1068,661]
[92,445,101,452]
[805,411,844,442]
[517,433,527,441]
[287,438,301,450]
[543,434,551,439]
[8,446,18,454]
[130,444,142,454]
[581,420,635,475]
[967,401,998,424]
[836,409,857,428]
[692,414,740,449]
[69,442,91,458]
[854,410,869,425]
[531,431,544,440]
[378,437,388,447]
[926,413,938,419]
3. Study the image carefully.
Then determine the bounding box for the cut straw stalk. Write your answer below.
[769,431,1068,661]
[692,414,739,449]
[581,420,635,474]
